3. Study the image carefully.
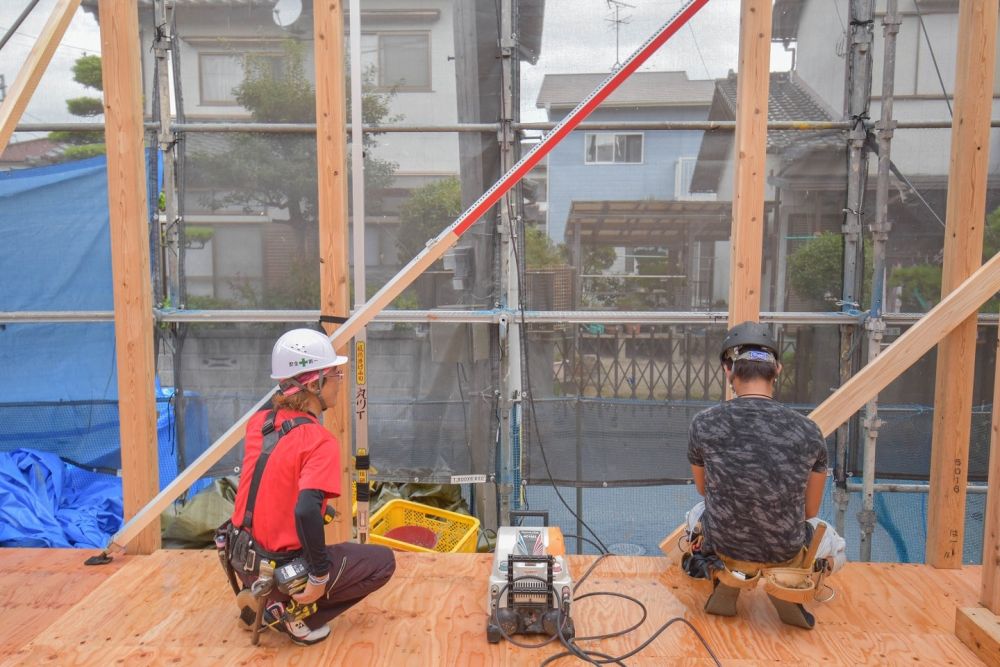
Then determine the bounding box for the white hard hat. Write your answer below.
[270,328,348,381]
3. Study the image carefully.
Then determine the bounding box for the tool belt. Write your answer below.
[681,521,829,604]
[215,410,312,594]
[223,520,301,576]
[712,523,832,604]
[713,554,818,602]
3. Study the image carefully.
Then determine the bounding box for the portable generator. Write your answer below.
[486,517,575,644]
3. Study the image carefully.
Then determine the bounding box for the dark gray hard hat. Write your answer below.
[719,321,778,363]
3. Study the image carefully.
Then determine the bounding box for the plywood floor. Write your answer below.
[0,548,985,666]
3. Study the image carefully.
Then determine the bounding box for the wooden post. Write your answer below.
[957,309,1000,662]
[0,0,81,155]
[727,0,772,328]
[313,0,352,543]
[981,309,1000,613]
[926,0,998,569]
[809,251,1000,437]
[99,0,159,554]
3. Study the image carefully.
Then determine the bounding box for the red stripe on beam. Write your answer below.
[452,0,710,236]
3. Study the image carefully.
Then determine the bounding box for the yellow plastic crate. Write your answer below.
[368,499,480,553]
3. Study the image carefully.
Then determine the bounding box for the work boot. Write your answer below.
[767,595,815,630]
[704,579,740,617]
[265,602,331,646]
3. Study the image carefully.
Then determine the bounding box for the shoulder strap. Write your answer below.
[242,411,314,529]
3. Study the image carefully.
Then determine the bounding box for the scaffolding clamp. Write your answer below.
[857,508,877,535]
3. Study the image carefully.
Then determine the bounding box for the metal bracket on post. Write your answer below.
[833,485,850,537]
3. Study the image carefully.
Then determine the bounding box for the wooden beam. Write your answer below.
[313,0,352,544]
[956,606,1000,666]
[809,251,1000,437]
[727,0,772,327]
[927,0,999,569]
[982,308,1000,613]
[99,0,159,554]
[0,0,81,155]
[658,522,687,566]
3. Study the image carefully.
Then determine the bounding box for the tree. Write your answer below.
[49,54,105,161]
[888,204,1000,312]
[788,232,873,309]
[192,41,398,306]
[524,226,566,267]
[396,176,462,264]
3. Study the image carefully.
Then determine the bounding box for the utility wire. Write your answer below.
[687,24,711,79]
[0,26,96,55]
[912,1,952,117]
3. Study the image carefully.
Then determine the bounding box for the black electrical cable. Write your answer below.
[505,211,610,554]
[560,534,608,556]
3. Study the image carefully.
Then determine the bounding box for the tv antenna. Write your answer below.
[606,0,636,71]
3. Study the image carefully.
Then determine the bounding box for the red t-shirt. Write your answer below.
[231,408,341,553]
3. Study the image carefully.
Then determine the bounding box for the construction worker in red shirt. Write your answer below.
[221,328,395,646]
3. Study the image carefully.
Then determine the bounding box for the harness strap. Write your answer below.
[241,410,314,529]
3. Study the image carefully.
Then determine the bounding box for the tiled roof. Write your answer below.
[0,138,63,166]
[536,71,715,110]
[690,71,843,193]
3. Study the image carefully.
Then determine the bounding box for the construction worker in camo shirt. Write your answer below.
[682,321,845,630]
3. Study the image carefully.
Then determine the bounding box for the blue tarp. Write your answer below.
[0,449,122,547]
[0,156,208,547]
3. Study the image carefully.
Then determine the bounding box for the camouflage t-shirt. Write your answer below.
[687,397,827,563]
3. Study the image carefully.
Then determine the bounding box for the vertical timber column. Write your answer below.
[926,0,998,569]
[728,0,772,329]
[99,1,160,553]
[982,308,1000,612]
[314,0,352,543]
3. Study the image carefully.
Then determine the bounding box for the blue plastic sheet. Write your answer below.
[0,449,122,548]
[0,155,210,547]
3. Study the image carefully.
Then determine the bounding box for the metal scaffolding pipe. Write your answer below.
[18,119,999,135]
[859,0,901,563]
[836,0,876,541]
[846,482,988,495]
[3,309,998,326]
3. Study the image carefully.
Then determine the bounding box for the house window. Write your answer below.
[584,133,643,164]
[675,157,715,201]
[199,52,283,105]
[361,32,431,90]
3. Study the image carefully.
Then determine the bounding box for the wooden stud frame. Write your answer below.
[313,0,353,544]
[926,0,999,570]
[103,0,710,552]
[727,0,772,329]
[99,0,160,554]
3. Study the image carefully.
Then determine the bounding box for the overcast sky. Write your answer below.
[522,0,795,122]
[1,0,102,136]
[1,0,792,137]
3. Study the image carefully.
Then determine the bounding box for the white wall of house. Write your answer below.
[139,1,460,178]
[360,0,459,179]
[794,0,1000,177]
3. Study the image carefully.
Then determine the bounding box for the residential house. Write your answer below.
[536,70,719,308]
[83,0,543,303]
